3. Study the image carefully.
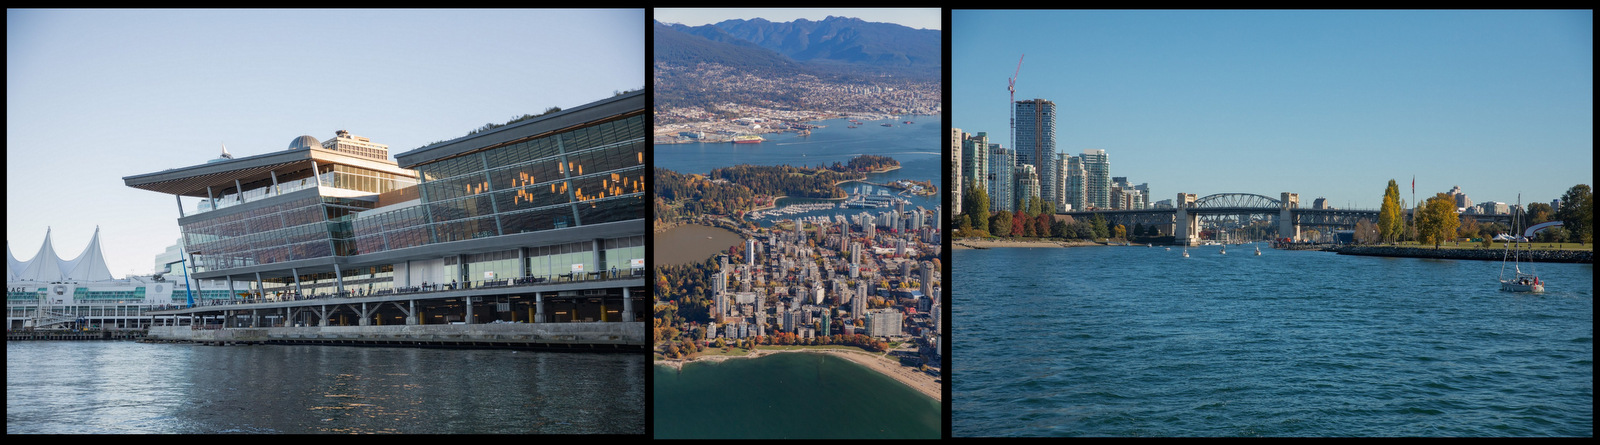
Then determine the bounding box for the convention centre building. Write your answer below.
[121,91,646,349]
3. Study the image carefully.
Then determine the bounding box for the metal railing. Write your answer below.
[157,267,645,308]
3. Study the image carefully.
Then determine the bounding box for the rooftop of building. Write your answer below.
[394,90,645,169]
[123,133,415,198]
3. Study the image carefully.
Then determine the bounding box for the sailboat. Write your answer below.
[1254,245,1262,256]
[1220,244,1227,255]
[1499,195,1544,293]
[1182,247,1189,258]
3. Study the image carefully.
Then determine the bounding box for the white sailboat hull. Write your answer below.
[1500,279,1544,293]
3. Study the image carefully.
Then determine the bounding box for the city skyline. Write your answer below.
[6,9,646,278]
[954,10,1592,211]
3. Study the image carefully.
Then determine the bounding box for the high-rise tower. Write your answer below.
[1014,99,1058,206]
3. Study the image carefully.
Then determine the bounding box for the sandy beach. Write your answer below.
[656,347,942,402]
[953,238,1103,249]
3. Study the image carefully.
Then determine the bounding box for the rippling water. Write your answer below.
[654,114,943,226]
[953,246,1592,437]
[653,352,941,439]
[6,343,645,434]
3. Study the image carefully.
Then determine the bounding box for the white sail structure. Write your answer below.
[8,227,116,283]
[62,227,115,282]
[6,241,26,282]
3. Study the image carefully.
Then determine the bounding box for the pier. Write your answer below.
[7,329,147,341]
[137,322,642,351]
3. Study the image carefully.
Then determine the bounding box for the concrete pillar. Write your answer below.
[1280,192,1300,241]
[517,247,526,279]
[465,296,474,324]
[535,292,545,323]
[1279,208,1299,241]
[291,268,304,298]
[407,300,419,325]
[319,304,330,327]
[359,302,370,326]
[1174,207,1197,246]
[622,287,634,322]
[334,263,345,295]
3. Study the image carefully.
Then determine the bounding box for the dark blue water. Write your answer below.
[653,114,942,224]
[6,343,645,434]
[653,352,941,439]
[953,245,1592,437]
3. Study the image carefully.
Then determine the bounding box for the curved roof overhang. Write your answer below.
[124,148,414,197]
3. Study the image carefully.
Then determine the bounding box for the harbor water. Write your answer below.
[654,114,943,226]
[652,352,941,439]
[953,245,1592,437]
[6,342,646,434]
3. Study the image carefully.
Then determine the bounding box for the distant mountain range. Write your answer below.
[653,20,800,76]
[654,16,941,80]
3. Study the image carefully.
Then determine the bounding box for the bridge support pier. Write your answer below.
[1279,192,1300,242]
[1173,193,1199,246]
[1174,207,1199,246]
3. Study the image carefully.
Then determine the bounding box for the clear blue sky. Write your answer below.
[954,10,1592,211]
[654,8,941,30]
[6,9,644,278]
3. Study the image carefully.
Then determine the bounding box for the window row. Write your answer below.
[336,196,642,256]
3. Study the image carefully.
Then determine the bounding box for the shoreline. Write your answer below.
[1328,245,1593,263]
[954,238,1104,249]
[655,348,941,403]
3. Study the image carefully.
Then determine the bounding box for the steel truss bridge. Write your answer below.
[1060,192,1380,245]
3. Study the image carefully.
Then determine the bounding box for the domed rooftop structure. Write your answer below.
[288,135,321,151]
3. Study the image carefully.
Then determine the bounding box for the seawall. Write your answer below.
[1329,245,1592,263]
[139,322,646,352]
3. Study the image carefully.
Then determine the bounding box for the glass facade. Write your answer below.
[459,250,520,283]
[173,104,643,293]
[526,241,597,279]
[601,235,644,272]
[350,113,646,256]
[178,160,410,272]
[180,196,345,271]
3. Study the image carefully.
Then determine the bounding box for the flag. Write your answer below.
[1411,176,1414,193]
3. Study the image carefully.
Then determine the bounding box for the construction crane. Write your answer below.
[1008,54,1023,157]
[1008,54,1024,105]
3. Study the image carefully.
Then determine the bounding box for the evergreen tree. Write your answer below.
[965,185,991,234]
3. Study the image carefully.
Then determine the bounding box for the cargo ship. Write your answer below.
[731,135,764,144]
